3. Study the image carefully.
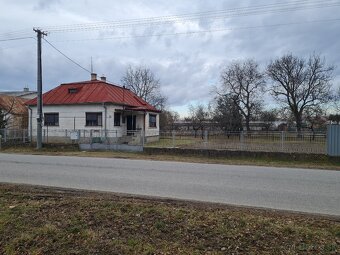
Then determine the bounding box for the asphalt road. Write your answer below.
[0,153,339,216]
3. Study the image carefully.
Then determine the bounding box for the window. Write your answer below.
[68,88,78,93]
[114,112,121,126]
[86,112,102,126]
[44,113,59,126]
[149,114,157,128]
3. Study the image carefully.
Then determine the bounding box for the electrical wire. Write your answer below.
[42,38,91,73]
[1,0,339,39]
[42,38,120,85]
[50,18,340,42]
[0,36,34,42]
[38,0,340,33]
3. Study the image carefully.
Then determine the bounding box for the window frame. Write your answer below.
[44,113,59,126]
[85,112,102,127]
[149,114,157,128]
[114,112,121,127]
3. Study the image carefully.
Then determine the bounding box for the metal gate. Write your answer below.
[327,124,340,156]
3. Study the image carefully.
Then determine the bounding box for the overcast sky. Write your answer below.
[0,0,339,116]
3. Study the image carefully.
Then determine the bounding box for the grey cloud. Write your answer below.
[34,0,61,11]
[0,0,339,115]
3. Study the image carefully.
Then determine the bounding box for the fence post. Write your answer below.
[281,131,284,151]
[0,135,2,150]
[240,131,244,150]
[4,128,7,142]
[204,130,208,148]
[172,130,176,148]
[141,130,145,147]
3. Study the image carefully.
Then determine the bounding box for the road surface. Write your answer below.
[0,153,339,216]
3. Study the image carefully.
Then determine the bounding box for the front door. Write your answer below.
[126,115,136,135]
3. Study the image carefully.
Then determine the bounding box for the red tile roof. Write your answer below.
[26,80,159,112]
[0,94,28,115]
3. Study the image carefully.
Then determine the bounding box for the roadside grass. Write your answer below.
[0,183,339,254]
[1,145,340,170]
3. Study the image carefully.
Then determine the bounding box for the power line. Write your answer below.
[37,0,340,33]
[0,0,339,39]
[0,36,34,42]
[42,38,91,73]
[0,31,33,41]
[50,18,340,42]
[41,38,120,85]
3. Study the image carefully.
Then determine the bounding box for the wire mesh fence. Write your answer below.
[0,129,29,147]
[39,128,144,145]
[0,128,328,154]
[146,130,327,154]
[0,128,144,147]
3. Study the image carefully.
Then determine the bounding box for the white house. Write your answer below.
[26,74,160,144]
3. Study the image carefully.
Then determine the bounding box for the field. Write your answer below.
[0,184,339,254]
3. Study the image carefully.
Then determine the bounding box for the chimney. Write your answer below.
[100,76,106,82]
[91,73,97,81]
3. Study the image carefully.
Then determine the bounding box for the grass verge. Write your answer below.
[1,145,340,170]
[0,183,339,254]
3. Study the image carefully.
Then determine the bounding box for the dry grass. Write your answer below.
[0,183,339,254]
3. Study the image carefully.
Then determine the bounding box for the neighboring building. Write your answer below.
[0,87,38,100]
[26,74,160,143]
[0,94,28,129]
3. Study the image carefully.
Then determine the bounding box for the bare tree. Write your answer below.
[304,107,327,136]
[159,110,179,130]
[332,86,340,112]
[212,93,242,132]
[260,109,277,131]
[267,53,334,132]
[329,114,340,124]
[187,104,209,138]
[220,59,266,131]
[0,97,15,129]
[121,65,167,110]
[0,108,7,129]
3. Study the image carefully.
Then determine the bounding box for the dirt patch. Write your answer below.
[0,183,339,254]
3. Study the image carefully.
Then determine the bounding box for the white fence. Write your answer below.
[147,130,327,154]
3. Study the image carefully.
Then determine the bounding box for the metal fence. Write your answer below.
[38,128,144,146]
[0,128,144,147]
[146,130,327,154]
[0,128,328,154]
[0,129,29,147]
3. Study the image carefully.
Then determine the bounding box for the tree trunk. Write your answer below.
[295,113,303,138]
[245,116,251,132]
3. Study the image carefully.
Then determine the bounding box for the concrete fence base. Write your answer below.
[79,143,143,152]
[144,147,338,162]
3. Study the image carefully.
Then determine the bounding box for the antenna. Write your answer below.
[90,56,93,73]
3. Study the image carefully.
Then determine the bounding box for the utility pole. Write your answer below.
[33,28,47,149]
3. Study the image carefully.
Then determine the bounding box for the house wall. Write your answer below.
[144,112,160,142]
[28,104,159,140]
